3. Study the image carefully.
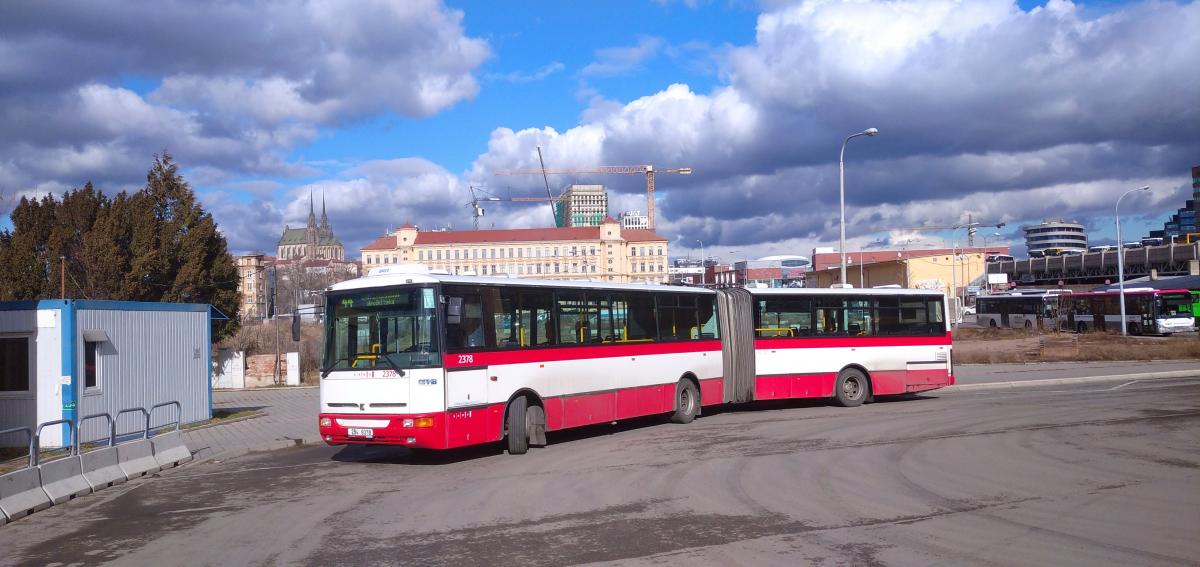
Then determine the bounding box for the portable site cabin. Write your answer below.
[0,300,216,448]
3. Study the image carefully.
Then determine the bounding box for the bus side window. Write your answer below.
[556,292,585,345]
[656,294,679,340]
[626,293,657,341]
[445,291,485,351]
[521,290,555,346]
[815,297,845,336]
[698,295,719,339]
[493,287,520,349]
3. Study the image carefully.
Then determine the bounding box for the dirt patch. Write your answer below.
[954,328,1200,363]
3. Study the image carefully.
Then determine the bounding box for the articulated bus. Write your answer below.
[975,291,1067,330]
[317,267,953,454]
[1060,289,1195,335]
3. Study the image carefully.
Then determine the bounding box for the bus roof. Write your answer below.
[748,287,945,297]
[1067,288,1191,297]
[327,272,716,294]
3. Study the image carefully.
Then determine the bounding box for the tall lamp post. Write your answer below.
[1116,185,1150,336]
[839,128,879,286]
[696,239,706,287]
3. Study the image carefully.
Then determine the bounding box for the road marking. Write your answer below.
[1108,380,1140,390]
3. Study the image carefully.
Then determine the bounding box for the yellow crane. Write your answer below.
[494,164,693,229]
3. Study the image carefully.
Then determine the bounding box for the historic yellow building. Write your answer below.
[361,219,669,284]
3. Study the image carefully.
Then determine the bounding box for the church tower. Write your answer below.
[305,191,318,260]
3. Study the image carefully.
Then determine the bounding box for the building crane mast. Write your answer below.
[494,164,693,230]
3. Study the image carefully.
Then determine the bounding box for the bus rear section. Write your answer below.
[717,289,952,407]
[1061,289,1195,335]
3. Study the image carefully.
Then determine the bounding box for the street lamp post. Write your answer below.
[839,128,879,287]
[696,239,706,287]
[1116,186,1151,336]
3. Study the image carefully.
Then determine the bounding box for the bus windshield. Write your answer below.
[324,286,441,372]
[1158,293,1194,318]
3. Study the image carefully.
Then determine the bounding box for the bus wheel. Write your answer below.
[1129,323,1140,335]
[1024,320,1034,330]
[670,380,700,424]
[506,396,529,455]
[1076,322,1087,334]
[834,368,868,407]
[989,319,998,328]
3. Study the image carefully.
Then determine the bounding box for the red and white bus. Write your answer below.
[318,268,953,454]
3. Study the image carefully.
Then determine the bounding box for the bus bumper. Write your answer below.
[319,405,505,450]
[319,412,450,449]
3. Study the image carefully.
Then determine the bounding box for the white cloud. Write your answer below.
[582,37,666,76]
[488,62,566,84]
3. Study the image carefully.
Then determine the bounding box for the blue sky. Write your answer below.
[1,0,1196,260]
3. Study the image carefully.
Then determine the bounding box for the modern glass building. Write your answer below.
[1022,219,1088,256]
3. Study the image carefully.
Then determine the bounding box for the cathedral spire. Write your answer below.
[307,190,317,227]
[320,191,330,230]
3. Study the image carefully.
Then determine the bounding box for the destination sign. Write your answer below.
[338,290,412,309]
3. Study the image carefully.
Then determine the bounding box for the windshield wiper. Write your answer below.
[321,352,354,378]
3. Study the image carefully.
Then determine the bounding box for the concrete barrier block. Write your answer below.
[0,467,52,522]
[117,439,161,480]
[80,446,126,491]
[38,456,92,504]
[152,432,193,469]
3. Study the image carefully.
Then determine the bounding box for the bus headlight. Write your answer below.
[319,417,332,428]
[402,418,414,428]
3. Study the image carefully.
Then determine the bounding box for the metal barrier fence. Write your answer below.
[0,401,192,525]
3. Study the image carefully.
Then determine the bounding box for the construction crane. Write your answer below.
[494,164,693,230]
[891,215,1006,247]
[465,185,554,230]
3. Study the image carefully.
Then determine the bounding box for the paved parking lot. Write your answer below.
[3,377,1198,565]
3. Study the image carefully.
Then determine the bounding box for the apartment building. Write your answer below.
[360,219,669,284]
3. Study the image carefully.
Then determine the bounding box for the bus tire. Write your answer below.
[1024,320,1033,330]
[1129,323,1140,335]
[670,379,700,424]
[1076,322,1086,334]
[834,368,869,408]
[506,396,529,455]
[989,319,997,328]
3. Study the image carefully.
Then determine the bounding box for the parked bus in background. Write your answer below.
[975,290,1067,330]
[1060,289,1195,335]
[317,267,953,454]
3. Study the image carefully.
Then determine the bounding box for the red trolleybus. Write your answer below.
[317,268,954,454]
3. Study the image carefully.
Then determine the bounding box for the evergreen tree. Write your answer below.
[0,152,242,338]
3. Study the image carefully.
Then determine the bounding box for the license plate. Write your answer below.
[347,428,374,438]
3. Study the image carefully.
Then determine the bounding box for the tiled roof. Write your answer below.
[361,226,667,251]
[277,227,343,247]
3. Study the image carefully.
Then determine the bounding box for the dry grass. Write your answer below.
[954,328,1200,364]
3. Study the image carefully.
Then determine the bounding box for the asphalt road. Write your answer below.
[3,379,1199,566]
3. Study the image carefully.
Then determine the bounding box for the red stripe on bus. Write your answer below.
[443,340,723,368]
[754,332,952,350]
[755,373,837,400]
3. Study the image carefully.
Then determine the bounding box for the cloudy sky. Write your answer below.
[2,0,1197,260]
